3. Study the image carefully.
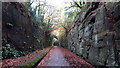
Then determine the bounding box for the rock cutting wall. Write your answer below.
[2,2,51,59]
[66,2,120,66]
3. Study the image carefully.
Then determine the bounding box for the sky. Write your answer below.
[47,0,65,9]
[31,0,73,9]
[47,0,72,9]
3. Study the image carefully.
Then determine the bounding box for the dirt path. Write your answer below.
[37,46,69,66]
[36,46,94,68]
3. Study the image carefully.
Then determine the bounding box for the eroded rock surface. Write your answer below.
[65,2,120,66]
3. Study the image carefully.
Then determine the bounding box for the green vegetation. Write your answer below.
[23,1,53,46]
[17,47,52,68]
[2,42,35,60]
[2,43,26,59]
[6,22,14,27]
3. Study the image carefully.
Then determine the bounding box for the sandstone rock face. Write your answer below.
[66,2,120,66]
